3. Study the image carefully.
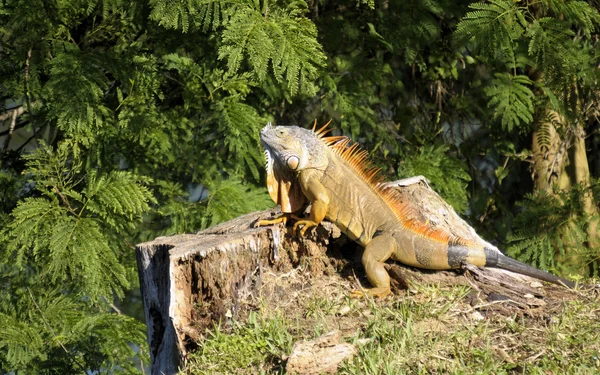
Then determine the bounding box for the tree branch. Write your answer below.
[2,108,19,150]
[0,120,30,137]
[0,106,25,122]
[23,48,39,147]
[15,123,45,153]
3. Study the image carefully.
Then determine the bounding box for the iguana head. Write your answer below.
[260,123,328,212]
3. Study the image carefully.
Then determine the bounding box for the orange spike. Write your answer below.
[314,126,467,244]
[323,135,346,145]
[315,120,333,136]
[311,119,318,132]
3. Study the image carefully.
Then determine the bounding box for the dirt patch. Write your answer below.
[221,241,584,342]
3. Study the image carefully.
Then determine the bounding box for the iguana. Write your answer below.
[256,122,575,297]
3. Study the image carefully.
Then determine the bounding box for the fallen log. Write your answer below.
[135,177,575,374]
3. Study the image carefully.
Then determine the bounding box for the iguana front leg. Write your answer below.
[255,212,303,227]
[292,171,329,236]
[351,234,397,299]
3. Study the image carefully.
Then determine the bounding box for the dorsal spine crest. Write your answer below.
[313,122,467,245]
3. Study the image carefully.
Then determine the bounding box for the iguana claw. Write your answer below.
[254,215,288,228]
[254,213,304,228]
[292,220,319,236]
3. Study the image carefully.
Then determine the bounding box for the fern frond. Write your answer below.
[0,313,46,367]
[45,48,113,145]
[47,217,128,299]
[204,178,272,227]
[218,1,326,96]
[546,0,600,36]
[208,96,265,178]
[508,186,597,275]
[149,0,242,32]
[8,142,155,300]
[455,0,526,62]
[397,144,471,213]
[0,284,147,372]
[85,170,155,232]
[9,198,65,266]
[527,17,572,67]
[484,73,534,131]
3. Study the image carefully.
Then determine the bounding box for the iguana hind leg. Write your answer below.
[351,234,396,299]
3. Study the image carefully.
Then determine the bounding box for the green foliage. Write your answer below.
[0,265,147,373]
[0,139,154,371]
[203,177,274,227]
[507,184,600,276]
[455,0,525,64]
[148,0,237,32]
[398,144,471,213]
[7,141,154,300]
[154,178,273,235]
[456,0,600,126]
[484,73,534,132]
[218,0,326,97]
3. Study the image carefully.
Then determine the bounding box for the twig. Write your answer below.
[24,48,32,112]
[2,108,19,150]
[53,186,80,217]
[431,353,454,362]
[525,349,546,362]
[15,123,45,153]
[110,302,122,314]
[0,106,25,122]
[0,119,29,137]
[23,47,39,147]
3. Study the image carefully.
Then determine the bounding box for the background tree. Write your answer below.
[1,0,599,372]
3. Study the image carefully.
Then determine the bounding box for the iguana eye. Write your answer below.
[286,156,299,170]
[276,129,286,137]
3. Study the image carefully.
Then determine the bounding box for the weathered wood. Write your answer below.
[135,177,571,374]
[136,208,345,374]
[285,330,356,374]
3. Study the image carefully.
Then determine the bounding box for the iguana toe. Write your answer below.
[254,214,288,228]
[292,220,319,236]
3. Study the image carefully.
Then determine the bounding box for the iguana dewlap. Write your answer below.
[257,122,574,297]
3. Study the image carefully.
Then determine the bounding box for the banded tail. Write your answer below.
[481,246,575,288]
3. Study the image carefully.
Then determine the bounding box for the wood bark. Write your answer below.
[531,108,599,271]
[136,178,575,374]
[531,110,570,192]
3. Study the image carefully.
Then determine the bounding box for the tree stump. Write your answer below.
[135,177,575,374]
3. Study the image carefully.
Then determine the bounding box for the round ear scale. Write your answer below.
[286,156,300,170]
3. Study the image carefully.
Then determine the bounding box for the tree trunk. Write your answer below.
[531,110,570,192]
[571,121,600,256]
[531,108,599,272]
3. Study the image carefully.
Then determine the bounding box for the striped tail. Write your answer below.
[483,247,575,288]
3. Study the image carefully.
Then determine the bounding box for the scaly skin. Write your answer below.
[257,123,574,297]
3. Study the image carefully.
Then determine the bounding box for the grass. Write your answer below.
[183,278,600,374]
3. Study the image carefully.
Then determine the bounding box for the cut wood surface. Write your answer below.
[285,330,356,375]
[135,178,579,375]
